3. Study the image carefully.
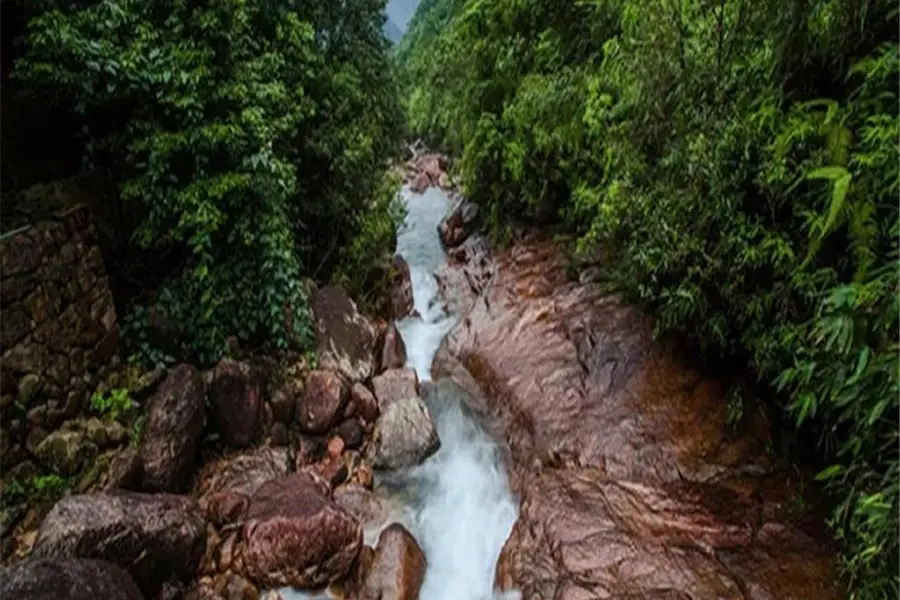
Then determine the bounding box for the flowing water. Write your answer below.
[282,184,519,600]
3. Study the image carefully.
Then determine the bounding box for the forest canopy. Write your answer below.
[14,0,406,364]
[397,0,899,597]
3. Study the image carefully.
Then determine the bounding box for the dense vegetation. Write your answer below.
[397,0,899,597]
[13,0,405,365]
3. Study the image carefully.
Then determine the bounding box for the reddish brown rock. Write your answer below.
[390,256,414,320]
[434,235,842,600]
[209,359,263,448]
[197,447,292,525]
[348,383,379,425]
[140,364,206,493]
[380,323,407,372]
[312,287,378,383]
[0,558,144,600]
[437,198,478,248]
[104,446,143,491]
[295,433,324,469]
[297,370,348,435]
[268,383,296,425]
[370,368,419,412]
[361,523,426,600]
[239,472,363,589]
[31,491,206,598]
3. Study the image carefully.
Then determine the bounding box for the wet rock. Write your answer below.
[390,256,414,320]
[197,447,292,526]
[371,368,419,412]
[380,324,407,372]
[436,236,842,600]
[361,523,427,600]
[0,558,144,600]
[239,472,363,589]
[209,360,263,448]
[297,370,348,434]
[368,396,439,470]
[31,491,206,597]
[337,418,365,450]
[347,383,379,425]
[34,430,96,475]
[104,446,143,491]
[333,484,391,529]
[312,286,378,383]
[140,364,206,492]
[437,198,478,248]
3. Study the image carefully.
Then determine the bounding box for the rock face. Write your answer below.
[209,360,262,448]
[348,383,379,425]
[389,256,414,320]
[312,286,378,383]
[197,447,292,525]
[239,472,363,589]
[368,395,439,471]
[140,364,206,492]
[31,491,206,597]
[333,484,391,529]
[380,323,407,372]
[434,235,843,600]
[0,558,144,600]
[0,205,118,476]
[437,198,478,248]
[361,523,427,600]
[297,370,348,434]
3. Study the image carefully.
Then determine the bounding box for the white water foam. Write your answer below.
[281,184,518,600]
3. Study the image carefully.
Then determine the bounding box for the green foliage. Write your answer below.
[16,0,404,364]
[332,170,407,315]
[30,474,70,503]
[398,0,899,596]
[90,387,133,421]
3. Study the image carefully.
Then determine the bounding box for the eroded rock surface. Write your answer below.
[197,447,292,525]
[368,395,439,471]
[297,370,348,434]
[434,234,842,600]
[209,359,263,448]
[31,491,206,597]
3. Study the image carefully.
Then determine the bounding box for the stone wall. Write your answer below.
[1,206,118,472]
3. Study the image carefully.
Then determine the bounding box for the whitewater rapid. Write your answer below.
[282,184,518,600]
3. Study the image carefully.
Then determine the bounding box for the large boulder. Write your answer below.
[333,484,392,530]
[197,447,292,525]
[209,360,263,448]
[140,364,206,492]
[297,370,348,434]
[368,395,439,470]
[389,256,414,320]
[380,324,407,372]
[0,558,144,600]
[30,491,206,598]
[238,472,363,589]
[361,524,427,600]
[312,286,378,383]
[437,198,478,248]
[371,368,419,411]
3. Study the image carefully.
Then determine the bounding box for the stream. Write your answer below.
[283,184,519,600]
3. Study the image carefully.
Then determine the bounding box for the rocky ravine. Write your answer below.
[430,216,844,597]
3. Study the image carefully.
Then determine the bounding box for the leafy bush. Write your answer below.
[398,0,899,596]
[16,0,404,364]
[90,387,133,421]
